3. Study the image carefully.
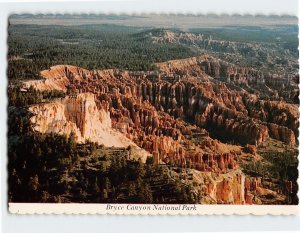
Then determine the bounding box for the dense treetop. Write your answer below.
[8,24,197,80]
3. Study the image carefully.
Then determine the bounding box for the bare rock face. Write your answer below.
[157,56,210,80]
[155,57,297,146]
[246,100,299,136]
[22,65,91,92]
[193,169,245,204]
[266,123,296,146]
[29,93,150,161]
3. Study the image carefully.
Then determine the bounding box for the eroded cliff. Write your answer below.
[29,93,150,161]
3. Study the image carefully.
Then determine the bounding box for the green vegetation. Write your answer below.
[8,86,65,107]
[189,25,298,54]
[8,24,197,80]
[241,141,298,204]
[8,132,197,203]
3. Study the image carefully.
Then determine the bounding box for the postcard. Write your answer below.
[7,13,299,215]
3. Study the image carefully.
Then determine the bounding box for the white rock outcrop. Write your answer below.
[29,93,150,161]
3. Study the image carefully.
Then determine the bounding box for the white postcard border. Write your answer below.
[9,203,299,215]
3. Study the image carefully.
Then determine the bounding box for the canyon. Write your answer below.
[21,54,298,204]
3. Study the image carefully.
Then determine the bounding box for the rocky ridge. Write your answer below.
[150,30,298,76]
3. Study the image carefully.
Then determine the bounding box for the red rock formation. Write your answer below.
[23,55,298,174]
[196,169,246,204]
[243,144,257,155]
[266,123,296,146]
[20,52,299,205]
[28,93,150,161]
